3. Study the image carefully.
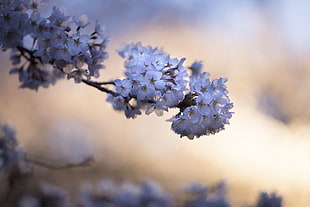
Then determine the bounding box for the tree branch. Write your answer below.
[82,79,119,96]
[96,81,115,86]
[25,155,94,170]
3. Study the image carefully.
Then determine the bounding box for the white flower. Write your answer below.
[115,79,132,97]
[94,20,106,37]
[171,115,192,138]
[27,0,47,10]
[52,29,67,46]
[48,6,70,29]
[107,95,126,110]
[52,45,72,62]
[196,94,213,114]
[152,53,169,70]
[0,11,15,29]
[189,61,203,77]
[74,14,89,28]
[136,84,154,100]
[190,72,211,94]
[68,33,89,56]
[183,106,201,124]
[36,33,53,51]
[124,106,141,119]
[29,11,41,28]
[145,71,165,89]
[156,91,180,109]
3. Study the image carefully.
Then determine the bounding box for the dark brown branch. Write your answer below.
[16,46,32,62]
[82,79,119,96]
[96,81,115,85]
[177,92,197,112]
[16,45,43,64]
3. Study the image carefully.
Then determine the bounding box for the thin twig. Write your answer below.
[82,79,119,96]
[96,81,115,85]
[16,45,43,63]
[16,46,32,62]
[25,155,94,170]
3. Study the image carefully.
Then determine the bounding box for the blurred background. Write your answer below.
[1,0,310,206]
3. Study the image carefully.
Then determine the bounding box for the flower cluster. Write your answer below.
[16,179,282,207]
[80,180,171,207]
[1,0,109,90]
[246,192,282,207]
[107,42,188,118]
[184,182,230,207]
[171,72,233,139]
[107,43,233,139]
[184,182,282,207]
[0,124,26,172]
[19,183,71,207]
[17,180,171,207]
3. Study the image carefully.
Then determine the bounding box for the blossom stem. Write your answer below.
[16,45,43,64]
[16,46,32,62]
[96,81,115,85]
[81,79,119,96]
